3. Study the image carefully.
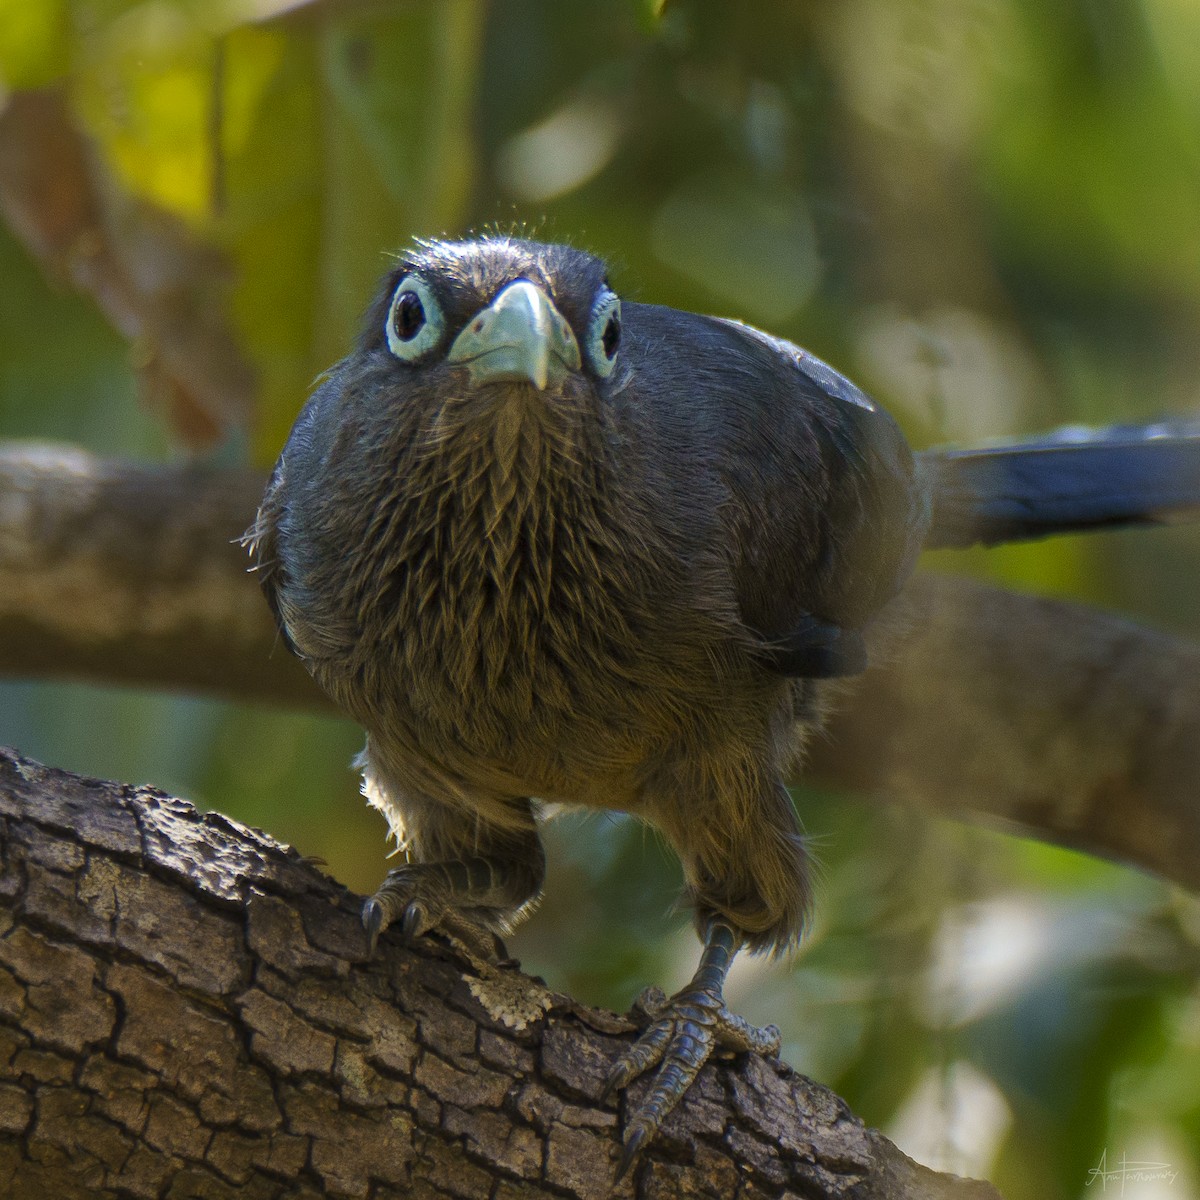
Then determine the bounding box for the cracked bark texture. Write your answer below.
[0,747,1000,1200]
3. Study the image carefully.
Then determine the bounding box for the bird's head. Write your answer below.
[351,237,626,451]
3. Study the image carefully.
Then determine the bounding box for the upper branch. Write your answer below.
[1,443,1198,891]
[809,573,1200,892]
[0,443,318,707]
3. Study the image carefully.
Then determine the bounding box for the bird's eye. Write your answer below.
[385,275,443,361]
[586,289,621,378]
[393,292,423,339]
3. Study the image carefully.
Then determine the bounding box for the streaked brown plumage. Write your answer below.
[250,236,918,1173]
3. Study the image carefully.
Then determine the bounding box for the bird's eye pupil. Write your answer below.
[393,291,425,341]
[602,313,621,359]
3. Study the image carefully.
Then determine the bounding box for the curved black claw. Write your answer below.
[360,864,452,955]
[614,1124,649,1187]
[362,896,386,957]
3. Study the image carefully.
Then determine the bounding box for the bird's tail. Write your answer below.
[919,423,1200,550]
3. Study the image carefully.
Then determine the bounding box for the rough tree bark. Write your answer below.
[0,747,1001,1200]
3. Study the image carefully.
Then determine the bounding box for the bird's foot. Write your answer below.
[362,862,458,953]
[603,921,780,1183]
[360,859,511,960]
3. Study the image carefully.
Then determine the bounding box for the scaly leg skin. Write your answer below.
[603,918,781,1183]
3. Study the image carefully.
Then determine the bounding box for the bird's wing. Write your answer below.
[705,317,927,677]
[244,455,299,658]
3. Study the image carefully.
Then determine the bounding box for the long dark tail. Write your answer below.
[919,423,1200,550]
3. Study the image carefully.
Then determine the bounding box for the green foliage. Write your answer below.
[2,2,1199,1194]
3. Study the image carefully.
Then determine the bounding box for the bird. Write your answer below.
[248,235,1200,1180]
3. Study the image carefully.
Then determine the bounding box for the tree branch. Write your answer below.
[0,747,1000,1199]
[811,574,1200,891]
[0,443,318,708]
[2,444,1199,891]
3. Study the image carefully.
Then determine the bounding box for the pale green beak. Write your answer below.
[446,279,581,390]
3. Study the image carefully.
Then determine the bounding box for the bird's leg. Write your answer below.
[603,772,807,1180]
[603,917,780,1183]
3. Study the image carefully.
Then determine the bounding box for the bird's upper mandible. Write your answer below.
[445,279,581,390]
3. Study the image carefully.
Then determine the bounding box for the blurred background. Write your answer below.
[1,1,1199,1194]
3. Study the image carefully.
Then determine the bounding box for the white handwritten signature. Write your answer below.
[1086,1149,1179,1193]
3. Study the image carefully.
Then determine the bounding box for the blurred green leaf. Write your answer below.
[0,0,69,89]
[73,3,218,221]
